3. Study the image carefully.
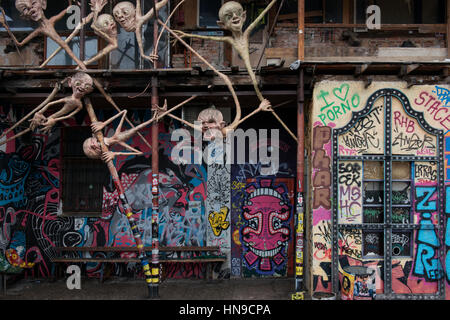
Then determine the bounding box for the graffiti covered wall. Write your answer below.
[311,80,450,298]
[0,108,210,279]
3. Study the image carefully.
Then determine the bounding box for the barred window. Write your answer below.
[61,126,107,216]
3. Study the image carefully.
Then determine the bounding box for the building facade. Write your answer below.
[0,0,449,299]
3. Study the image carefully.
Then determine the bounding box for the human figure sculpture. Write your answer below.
[112,0,169,64]
[171,0,297,141]
[85,13,118,65]
[174,0,277,102]
[0,72,93,146]
[30,72,94,133]
[40,0,116,67]
[83,109,146,162]
[0,0,90,70]
[167,99,273,141]
[83,95,197,162]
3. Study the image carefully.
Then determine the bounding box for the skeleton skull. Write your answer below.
[15,0,46,22]
[218,1,246,33]
[68,72,93,99]
[113,1,136,32]
[83,137,102,159]
[197,107,226,141]
[94,14,118,37]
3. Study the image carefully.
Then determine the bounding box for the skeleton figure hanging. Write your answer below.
[83,109,146,163]
[85,13,118,65]
[83,94,198,162]
[166,98,272,142]
[171,0,297,141]
[0,0,91,69]
[112,0,169,63]
[173,0,277,102]
[30,72,94,133]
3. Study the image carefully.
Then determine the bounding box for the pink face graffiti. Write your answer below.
[241,181,291,273]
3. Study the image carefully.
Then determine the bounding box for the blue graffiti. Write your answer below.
[0,153,30,206]
[445,186,450,282]
[413,186,443,281]
[432,86,450,107]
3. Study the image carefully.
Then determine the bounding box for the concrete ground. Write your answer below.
[1,276,304,300]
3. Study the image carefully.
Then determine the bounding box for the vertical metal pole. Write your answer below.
[149,0,160,299]
[293,68,305,300]
[292,0,305,301]
[83,98,154,297]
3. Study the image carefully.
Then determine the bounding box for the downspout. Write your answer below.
[293,0,306,300]
[149,0,161,299]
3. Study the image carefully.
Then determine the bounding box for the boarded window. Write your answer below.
[61,126,107,216]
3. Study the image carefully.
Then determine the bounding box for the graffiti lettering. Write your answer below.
[312,127,331,210]
[338,162,362,187]
[317,84,360,126]
[339,105,382,155]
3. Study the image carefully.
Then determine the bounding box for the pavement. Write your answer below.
[0,275,304,300]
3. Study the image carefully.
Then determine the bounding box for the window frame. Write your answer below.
[332,88,445,299]
[60,126,105,217]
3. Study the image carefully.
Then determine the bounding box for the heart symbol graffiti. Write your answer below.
[333,83,350,101]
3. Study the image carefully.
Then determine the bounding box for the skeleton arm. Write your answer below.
[50,0,74,24]
[41,13,94,67]
[91,110,127,133]
[245,0,278,36]
[135,27,159,63]
[41,104,83,133]
[101,141,144,162]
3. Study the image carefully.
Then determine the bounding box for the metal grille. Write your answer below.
[331,88,445,299]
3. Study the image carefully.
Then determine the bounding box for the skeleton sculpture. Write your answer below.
[41,0,117,67]
[30,72,94,133]
[0,0,153,150]
[112,0,169,64]
[0,72,93,146]
[0,0,90,69]
[83,95,197,162]
[83,109,146,162]
[172,0,297,141]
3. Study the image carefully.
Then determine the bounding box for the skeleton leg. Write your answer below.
[0,83,60,140]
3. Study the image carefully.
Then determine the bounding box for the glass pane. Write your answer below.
[363,181,384,205]
[363,231,384,257]
[392,207,411,224]
[392,231,412,257]
[363,207,383,223]
[364,161,384,180]
[392,182,411,205]
[392,162,411,180]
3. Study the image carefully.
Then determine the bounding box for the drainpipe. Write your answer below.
[149,0,160,299]
[293,0,305,300]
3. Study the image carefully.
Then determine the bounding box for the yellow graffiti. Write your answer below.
[208,206,230,237]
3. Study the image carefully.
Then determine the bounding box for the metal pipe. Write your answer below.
[294,68,305,297]
[83,98,154,297]
[149,0,160,299]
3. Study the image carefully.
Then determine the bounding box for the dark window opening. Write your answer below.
[198,0,223,28]
[61,126,107,216]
